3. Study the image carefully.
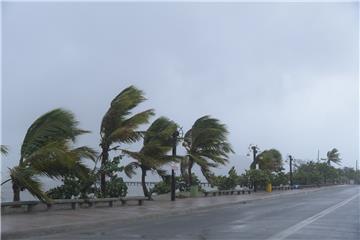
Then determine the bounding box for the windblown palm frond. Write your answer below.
[122,117,178,197]
[184,116,234,185]
[100,86,155,146]
[20,108,88,163]
[8,108,95,202]
[325,148,341,166]
[1,145,9,155]
[10,166,52,203]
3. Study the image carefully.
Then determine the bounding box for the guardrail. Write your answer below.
[1,196,147,214]
[204,188,252,197]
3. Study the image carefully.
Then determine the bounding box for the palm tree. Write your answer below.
[2,108,96,202]
[1,145,9,155]
[323,148,341,166]
[99,86,154,196]
[122,117,177,198]
[182,116,234,186]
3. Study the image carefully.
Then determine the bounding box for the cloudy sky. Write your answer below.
[1,2,359,185]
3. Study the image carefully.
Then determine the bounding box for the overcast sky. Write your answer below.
[1,2,359,184]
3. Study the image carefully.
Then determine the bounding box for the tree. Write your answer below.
[2,108,96,202]
[182,116,234,186]
[323,148,341,166]
[256,149,283,172]
[99,86,154,196]
[122,117,177,198]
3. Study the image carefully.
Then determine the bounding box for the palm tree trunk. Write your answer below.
[141,167,149,198]
[188,158,193,186]
[12,181,20,202]
[100,144,109,197]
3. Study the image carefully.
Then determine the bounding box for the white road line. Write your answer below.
[266,193,360,240]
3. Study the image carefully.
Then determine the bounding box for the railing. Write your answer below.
[124,181,213,187]
[204,188,252,197]
[1,196,147,214]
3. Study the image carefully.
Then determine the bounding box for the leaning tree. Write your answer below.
[1,108,96,202]
[99,86,154,196]
[182,116,234,186]
[122,117,178,198]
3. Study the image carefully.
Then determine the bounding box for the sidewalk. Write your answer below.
[1,186,343,239]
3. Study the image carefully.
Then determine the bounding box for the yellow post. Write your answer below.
[266,183,272,192]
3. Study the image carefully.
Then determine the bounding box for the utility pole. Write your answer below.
[317,149,320,162]
[171,130,179,201]
[289,155,293,187]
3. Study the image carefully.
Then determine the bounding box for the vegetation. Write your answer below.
[150,174,203,195]
[3,85,359,203]
[293,161,342,185]
[122,117,177,198]
[182,116,234,186]
[213,167,239,190]
[255,149,283,172]
[47,157,128,199]
[99,86,154,196]
[1,145,9,155]
[3,109,96,202]
[323,148,341,166]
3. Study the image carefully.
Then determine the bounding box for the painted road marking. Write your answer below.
[266,193,360,240]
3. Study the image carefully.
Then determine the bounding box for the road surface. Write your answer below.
[21,185,360,239]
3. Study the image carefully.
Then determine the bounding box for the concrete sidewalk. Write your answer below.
[1,186,344,239]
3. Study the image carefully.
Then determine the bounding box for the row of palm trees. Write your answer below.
[1,86,234,202]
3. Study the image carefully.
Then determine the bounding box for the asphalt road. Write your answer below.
[23,185,359,240]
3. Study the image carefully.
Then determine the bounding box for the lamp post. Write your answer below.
[248,144,261,192]
[171,130,179,201]
[248,144,260,170]
[288,155,293,188]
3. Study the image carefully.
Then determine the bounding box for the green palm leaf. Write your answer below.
[1,145,9,155]
[122,117,178,197]
[8,108,94,202]
[10,166,52,203]
[184,115,234,185]
[20,108,88,162]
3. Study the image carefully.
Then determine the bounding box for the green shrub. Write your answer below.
[150,174,203,195]
[213,167,239,190]
[103,175,128,198]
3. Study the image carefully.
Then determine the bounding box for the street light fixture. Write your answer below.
[248,144,261,192]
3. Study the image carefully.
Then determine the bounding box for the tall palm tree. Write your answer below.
[2,108,96,202]
[99,86,154,196]
[122,117,178,198]
[182,116,234,186]
[323,148,341,166]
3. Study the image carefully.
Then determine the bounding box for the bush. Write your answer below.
[150,174,203,195]
[103,175,128,198]
[271,172,289,186]
[244,169,272,189]
[213,167,239,190]
[151,180,171,195]
[47,176,95,199]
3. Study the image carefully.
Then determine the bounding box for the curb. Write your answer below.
[1,185,347,239]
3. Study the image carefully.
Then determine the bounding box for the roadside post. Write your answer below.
[171,130,179,201]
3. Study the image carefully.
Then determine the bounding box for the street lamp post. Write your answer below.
[289,155,293,188]
[248,144,260,192]
[171,130,180,201]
